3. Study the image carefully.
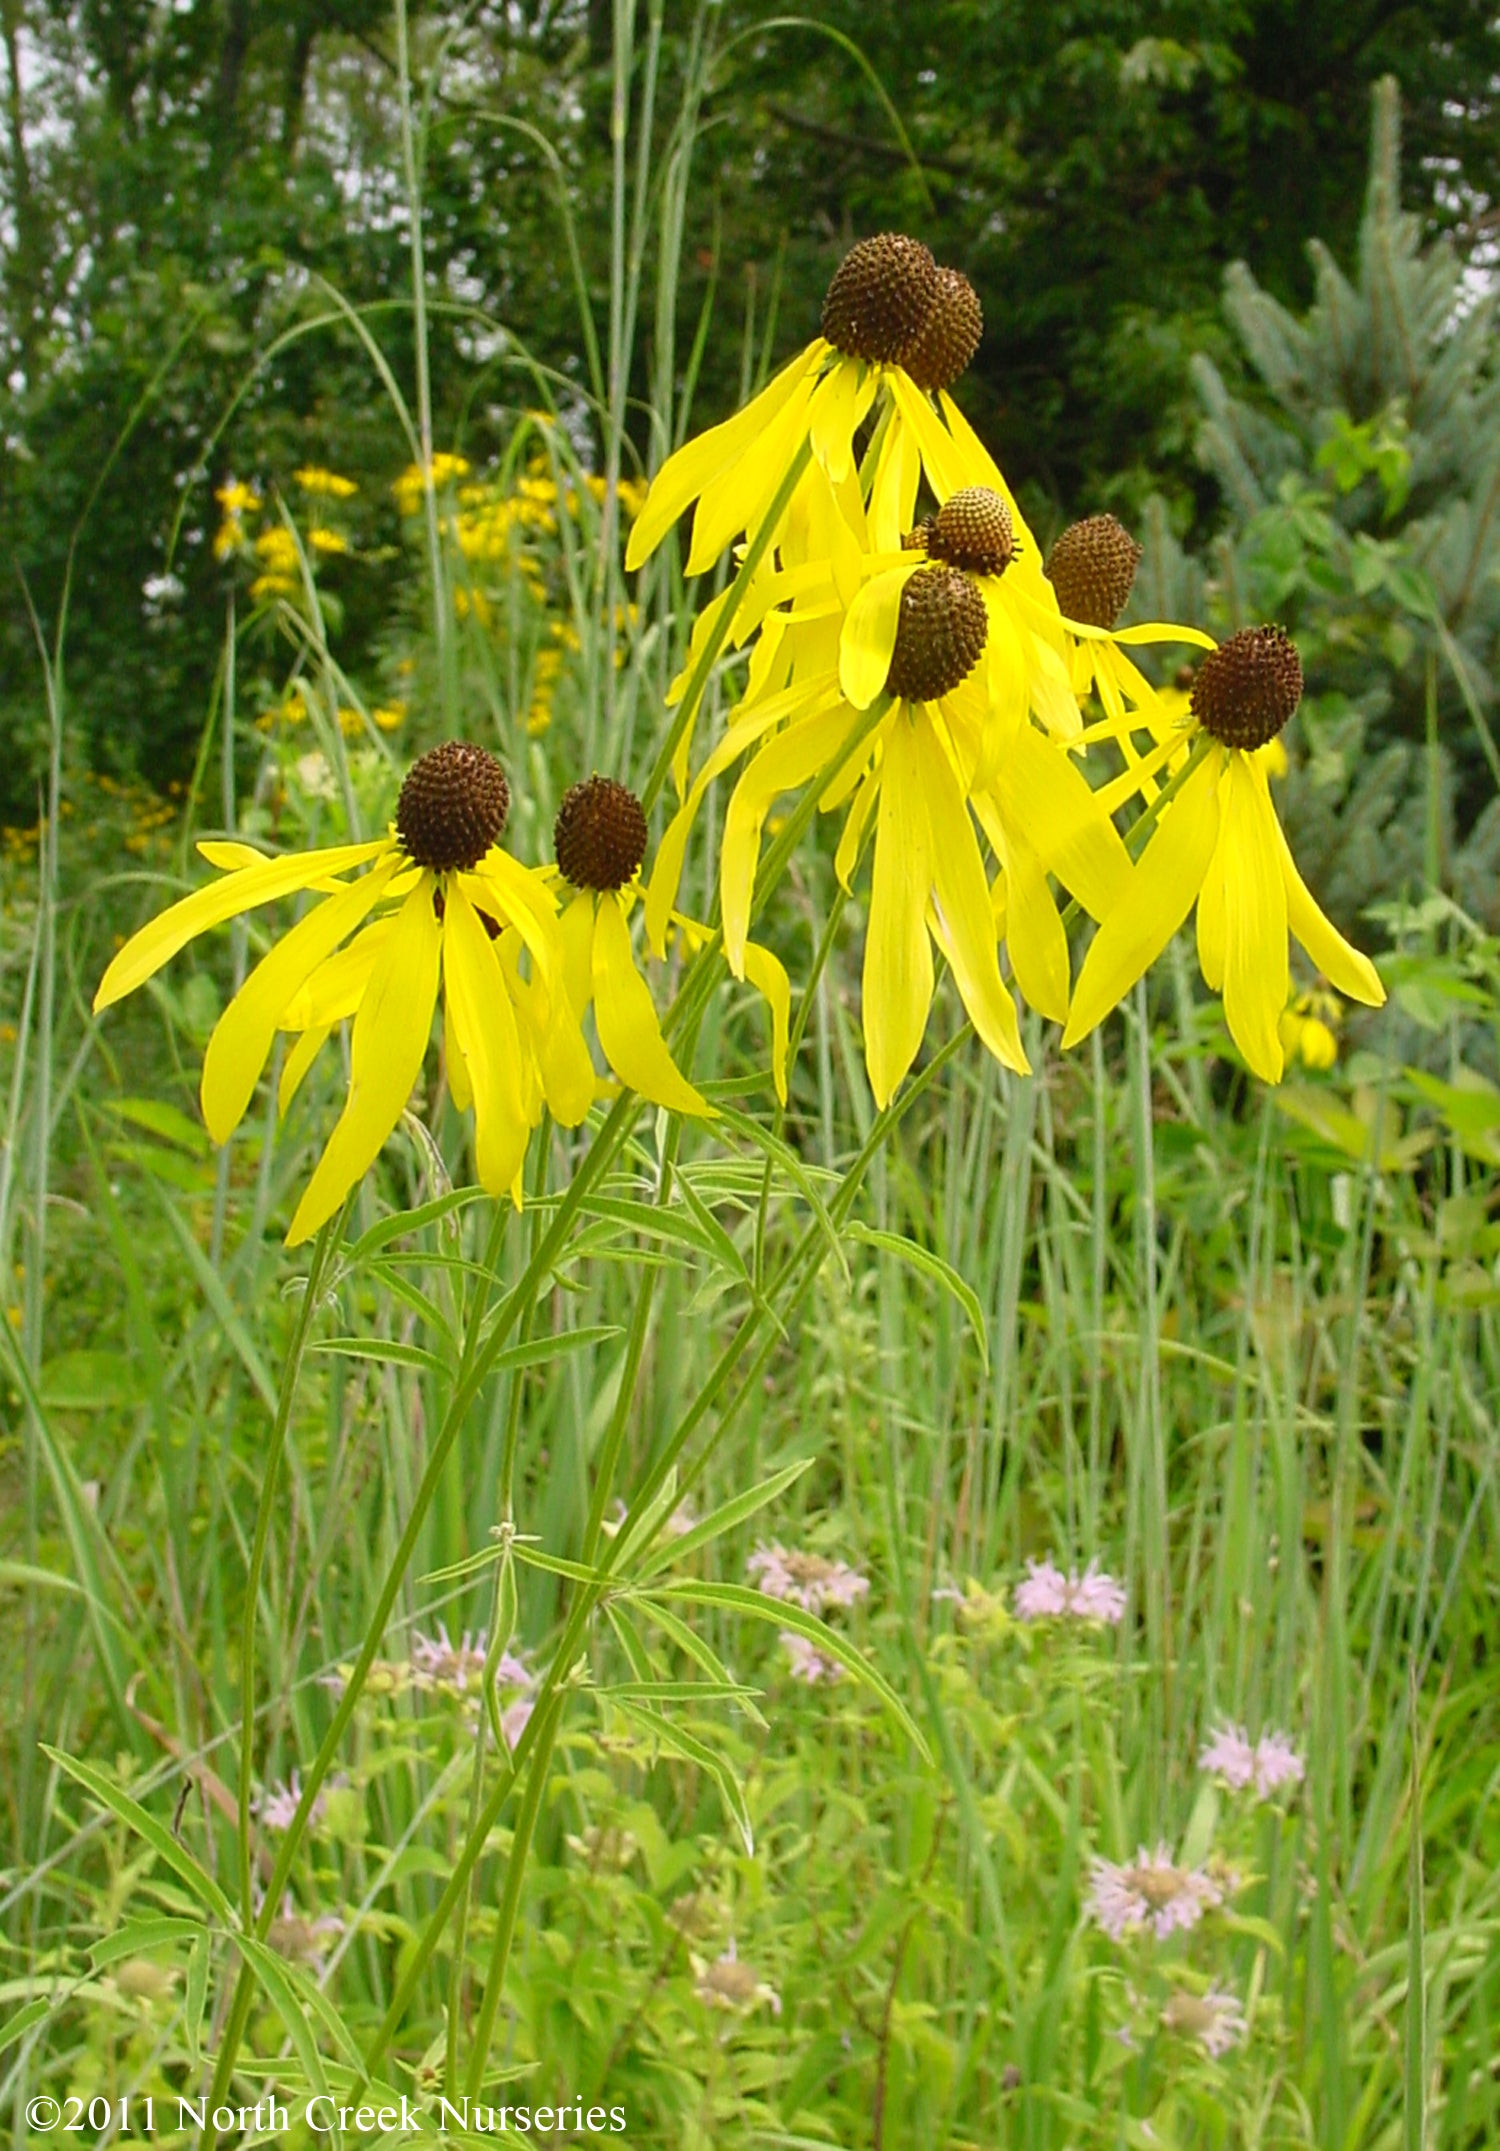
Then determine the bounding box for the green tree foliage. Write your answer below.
[1135,79,1500,942]
[3,2,1500,810]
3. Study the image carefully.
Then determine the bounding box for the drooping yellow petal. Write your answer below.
[863,716,934,1108]
[1063,751,1224,1050]
[721,705,854,973]
[94,840,391,1011]
[979,804,1069,1027]
[280,917,394,1030]
[834,755,884,891]
[591,892,709,1116]
[740,939,792,1105]
[1196,838,1227,994]
[200,856,403,1143]
[686,367,823,575]
[278,1025,332,1117]
[999,726,1133,921]
[559,888,597,1017]
[198,840,278,872]
[1220,753,1288,1081]
[918,714,1028,1069]
[625,345,821,570]
[444,995,474,1114]
[443,879,532,1197]
[807,354,876,486]
[461,849,559,995]
[935,389,1048,568]
[645,670,844,959]
[1272,811,1386,1006]
[284,878,442,1245]
[868,408,922,554]
[840,563,916,710]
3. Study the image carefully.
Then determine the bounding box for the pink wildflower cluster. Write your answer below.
[749,1544,870,1614]
[1198,1722,1305,1798]
[1086,1845,1225,1940]
[1012,1558,1127,1625]
[779,1632,844,1684]
[1163,1985,1246,2058]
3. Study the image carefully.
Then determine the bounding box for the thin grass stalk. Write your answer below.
[394,0,448,700]
[234,1204,349,1925]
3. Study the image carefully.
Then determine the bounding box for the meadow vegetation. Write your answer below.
[4,13,1500,2149]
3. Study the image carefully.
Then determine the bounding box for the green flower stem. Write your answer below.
[234,1201,349,1927]
[206,1108,634,2120]
[638,437,814,815]
[360,1007,970,2095]
[463,1688,563,2097]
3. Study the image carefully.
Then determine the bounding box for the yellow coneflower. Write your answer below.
[94,743,564,1241]
[1064,628,1385,1080]
[625,234,988,581]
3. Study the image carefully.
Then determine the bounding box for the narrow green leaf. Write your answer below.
[844,1221,989,1374]
[647,1581,931,1761]
[44,1749,237,1926]
[633,1457,814,1580]
[91,1918,206,1970]
[611,1698,754,1854]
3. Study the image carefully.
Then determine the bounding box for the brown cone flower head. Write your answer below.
[396,740,510,872]
[555,775,648,892]
[901,266,983,390]
[925,486,1015,577]
[1046,514,1143,629]
[886,566,989,702]
[821,234,940,365]
[1191,626,1303,750]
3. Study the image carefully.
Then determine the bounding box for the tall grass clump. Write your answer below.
[3,23,1500,2151]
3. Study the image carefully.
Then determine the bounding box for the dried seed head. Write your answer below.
[821,234,940,365]
[396,740,509,872]
[1045,514,1143,628]
[886,566,989,702]
[554,774,648,891]
[1191,626,1303,750]
[926,486,1015,576]
[901,266,983,390]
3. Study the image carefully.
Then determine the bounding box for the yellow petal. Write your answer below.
[444,995,473,1114]
[278,1025,331,1117]
[1221,753,1288,1081]
[443,880,533,1196]
[625,345,820,570]
[834,756,883,890]
[1004,837,1070,1026]
[1063,751,1223,1049]
[863,717,934,1108]
[868,412,922,555]
[94,840,390,1011]
[591,892,710,1115]
[1001,726,1132,921]
[686,367,822,575]
[740,938,792,1105]
[1272,810,1386,1006]
[722,705,853,973]
[919,714,1028,1068]
[284,878,442,1244]
[1196,838,1227,994]
[559,888,596,1017]
[840,563,916,709]
[461,851,559,997]
[808,355,876,486]
[935,389,1048,567]
[280,917,394,1029]
[200,856,402,1143]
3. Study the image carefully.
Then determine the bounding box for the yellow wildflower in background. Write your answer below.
[294,467,358,499]
[309,526,350,556]
[216,480,262,517]
[393,454,471,516]
[371,703,408,733]
[1279,988,1342,1070]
